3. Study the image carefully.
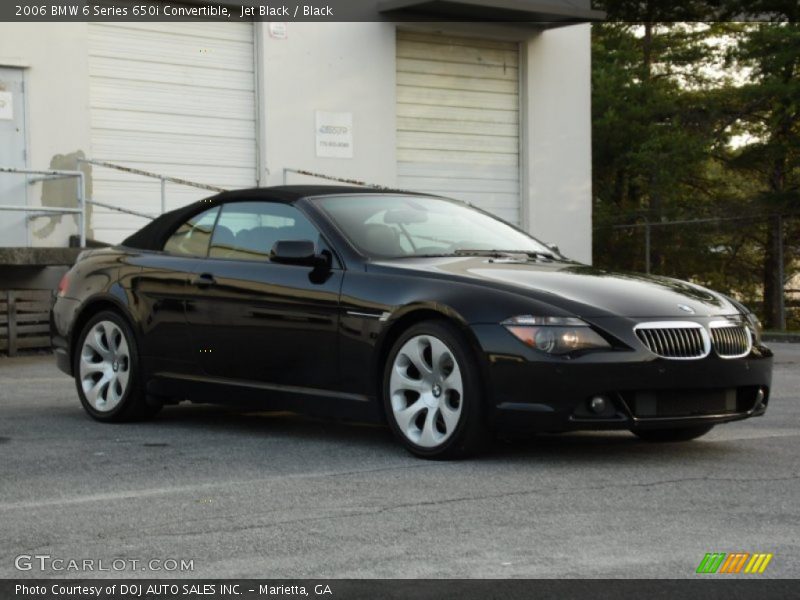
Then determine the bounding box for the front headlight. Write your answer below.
[501,316,611,355]
[744,312,763,344]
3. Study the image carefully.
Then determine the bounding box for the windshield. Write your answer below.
[314,194,554,259]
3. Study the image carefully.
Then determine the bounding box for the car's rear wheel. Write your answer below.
[74,310,160,422]
[632,425,714,442]
[383,320,487,459]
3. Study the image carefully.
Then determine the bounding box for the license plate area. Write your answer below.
[631,389,737,417]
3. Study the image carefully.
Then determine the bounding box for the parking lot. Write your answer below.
[1,344,798,579]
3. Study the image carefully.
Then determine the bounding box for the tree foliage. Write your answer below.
[591,4,800,329]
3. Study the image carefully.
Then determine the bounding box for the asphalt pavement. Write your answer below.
[1,344,798,579]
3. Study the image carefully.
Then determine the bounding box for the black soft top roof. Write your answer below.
[121,185,403,251]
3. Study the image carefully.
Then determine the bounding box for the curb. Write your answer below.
[763,333,800,343]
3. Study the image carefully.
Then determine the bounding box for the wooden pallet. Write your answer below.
[0,290,53,356]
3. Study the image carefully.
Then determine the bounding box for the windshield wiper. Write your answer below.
[388,250,560,260]
[454,249,557,260]
[522,250,559,260]
[390,253,460,259]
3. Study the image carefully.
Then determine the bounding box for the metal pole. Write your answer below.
[79,158,225,193]
[160,177,166,214]
[644,221,651,274]
[86,199,155,220]
[0,205,81,213]
[777,214,786,331]
[77,171,86,247]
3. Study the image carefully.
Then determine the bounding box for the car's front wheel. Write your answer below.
[383,320,487,459]
[74,310,160,422]
[632,425,714,442]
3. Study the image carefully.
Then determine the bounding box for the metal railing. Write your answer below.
[79,158,227,215]
[1,161,228,248]
[0,166,87,246]
[282,167,410,192]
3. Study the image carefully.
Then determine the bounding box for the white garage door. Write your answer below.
[396,31,521,225]
[88,22,257,243]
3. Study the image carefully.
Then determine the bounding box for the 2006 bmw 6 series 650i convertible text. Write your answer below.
[51,186,773,458]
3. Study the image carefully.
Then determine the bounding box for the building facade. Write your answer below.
[0,16,594,262]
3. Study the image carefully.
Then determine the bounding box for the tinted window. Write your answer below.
[314,195,553,258]
[209,201,321,261]
[163,207,219,257]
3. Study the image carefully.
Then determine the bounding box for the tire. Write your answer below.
[73,310,161,422]
[383,320,487,459]
[632,425,714,442]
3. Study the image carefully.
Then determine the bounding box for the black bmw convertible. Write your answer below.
[51,186,773,458]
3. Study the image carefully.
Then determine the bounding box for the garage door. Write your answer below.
[396,31,521,225]
[88,23,257,243]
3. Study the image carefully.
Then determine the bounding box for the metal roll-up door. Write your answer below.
[396,31,521,225]
[88,22,257,243]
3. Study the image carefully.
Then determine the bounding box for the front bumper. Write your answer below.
[471,323,773,434]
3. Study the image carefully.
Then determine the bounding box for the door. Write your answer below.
[0,67,28,247]
[396,31,521,225]
[87,22,258,244]
[185,201,343,391]
[130,205,221,376]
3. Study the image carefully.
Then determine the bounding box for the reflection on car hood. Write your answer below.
[374,256,739,318]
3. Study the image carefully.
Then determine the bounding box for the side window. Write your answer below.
[163,207,219,257]
[209,201,322,261]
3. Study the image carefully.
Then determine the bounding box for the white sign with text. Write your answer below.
[268,22,287,39]
[315,111,353,158]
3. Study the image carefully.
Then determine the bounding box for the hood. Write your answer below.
[373,256,740,318]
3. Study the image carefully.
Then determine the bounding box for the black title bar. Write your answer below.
[2,579,799,600]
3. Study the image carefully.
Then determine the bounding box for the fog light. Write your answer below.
[589,395,608,414]
[755,388,765,406]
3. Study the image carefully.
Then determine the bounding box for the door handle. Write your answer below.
[191,273,216,287]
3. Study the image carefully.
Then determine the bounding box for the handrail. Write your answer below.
[0,167,86,246]
[79,159,227,214]
[2,164,418,248]
[2,161,228,248]
[282,167,398,190]
[87,198,155,220]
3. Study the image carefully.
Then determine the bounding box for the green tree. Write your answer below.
[716,20,800,328]
[591,2,800,329]
[591,21,723,272]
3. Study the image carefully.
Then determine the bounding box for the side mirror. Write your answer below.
[546,242,560,255]
[270,240,330,269]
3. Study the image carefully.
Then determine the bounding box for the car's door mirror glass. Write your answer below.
[270,239,319,266]
[271,240,332,271]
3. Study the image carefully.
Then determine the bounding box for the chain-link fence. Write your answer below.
[593,213,800,331]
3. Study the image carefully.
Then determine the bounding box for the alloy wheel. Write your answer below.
[79,320,131,412]
[389,334,464,448]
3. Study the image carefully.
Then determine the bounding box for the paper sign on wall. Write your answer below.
[269,23,287,39]
[0,91,12,120]
[315,111,353,158]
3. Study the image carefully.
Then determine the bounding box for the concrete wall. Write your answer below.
[523,24,593,264]
[258,22,398,188]
[261,22,594,264]
[0,23,91,247]
[0,21,593,263]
